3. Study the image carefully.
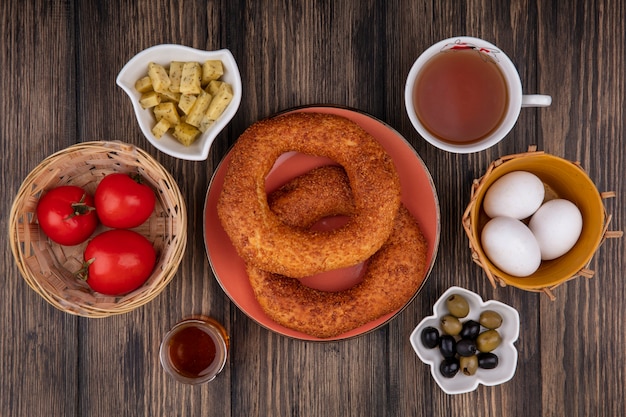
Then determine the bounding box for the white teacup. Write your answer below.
[405,36,551,153]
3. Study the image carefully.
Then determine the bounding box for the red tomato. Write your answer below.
[94,173,156,228]
[36,186,99,246]
[81,229,157,295]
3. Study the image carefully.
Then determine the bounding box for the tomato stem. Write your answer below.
[75,258,95,281]
[130,173,145,184]
[67,193,96,219]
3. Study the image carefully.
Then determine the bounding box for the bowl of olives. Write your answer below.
[409,286,520,395]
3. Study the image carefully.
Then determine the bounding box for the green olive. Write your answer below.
[446,294,470,318]
[440,315,462,336]
[479,310,503,329]
[460,355,479,376]
[476,329,502,352]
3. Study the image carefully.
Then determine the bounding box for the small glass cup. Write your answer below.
[159,316,229,384]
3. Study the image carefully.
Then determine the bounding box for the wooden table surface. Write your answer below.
[2,1,624,416]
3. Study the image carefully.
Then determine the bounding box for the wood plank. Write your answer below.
[537,1,626,416]
[73,1,232,416]
[1,0,624,416]
[223,2,395,416]
[387,0,547,416]
[1,1,79,416]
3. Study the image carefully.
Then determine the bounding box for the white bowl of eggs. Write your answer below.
[462,150,614,297]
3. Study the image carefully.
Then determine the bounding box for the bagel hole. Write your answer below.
[265,152,338,193]
[309,214,349,232]
[265,152,363,292]
[297,214,367,292]
[298,261,367,292]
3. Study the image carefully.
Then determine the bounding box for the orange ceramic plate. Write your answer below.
[204,106,440,341]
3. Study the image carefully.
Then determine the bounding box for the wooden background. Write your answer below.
[1,1,624,416]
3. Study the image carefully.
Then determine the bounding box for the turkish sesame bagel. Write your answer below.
[247,166,428,338]
[268,165,356,229]
[217,112,401,278]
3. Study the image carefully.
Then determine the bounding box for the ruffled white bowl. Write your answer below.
[409,286,520,394]
[117,44,242,161]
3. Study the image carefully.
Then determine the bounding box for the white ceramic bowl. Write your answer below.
[409,286,520,394]
[117,44,242,161]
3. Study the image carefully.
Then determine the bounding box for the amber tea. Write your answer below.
[405,37,551,153]
[413,48,509,144]
[160,317,229,384]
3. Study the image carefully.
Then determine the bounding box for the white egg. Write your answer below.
[481,217,541,277]
[483,171,545,219]
[529,199,583,260]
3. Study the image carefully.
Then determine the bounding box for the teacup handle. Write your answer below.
[522,94,552,107]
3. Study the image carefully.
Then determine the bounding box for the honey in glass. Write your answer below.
[159,316,229,384]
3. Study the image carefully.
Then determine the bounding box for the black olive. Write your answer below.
[455,338,477,357]
[459,320,481,340]
[420,326,440,349]
[439,357,460,378]
[439,335,456,358]
[477,352,499,369]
